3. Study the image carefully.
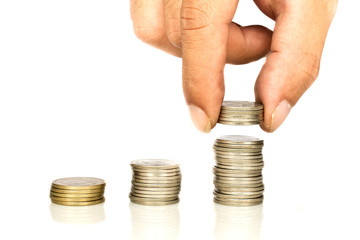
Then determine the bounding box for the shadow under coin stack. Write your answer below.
[50,177,106,206]
[130,159,181,206]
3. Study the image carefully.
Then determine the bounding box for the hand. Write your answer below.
[130,0,337,132]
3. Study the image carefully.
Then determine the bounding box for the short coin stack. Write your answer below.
[50,177,106,206]
[218,101,264,125]
[213,135,264,206]
[130,159,181,206]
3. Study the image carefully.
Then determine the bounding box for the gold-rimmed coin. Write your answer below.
[52,177,105,190]
[50,191,104,198]
[51,198,105,206]
[50,195,103,202]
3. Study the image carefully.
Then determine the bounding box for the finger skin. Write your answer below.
[181,0,239,128]
[130,0,181,57]
[254,0,338,132]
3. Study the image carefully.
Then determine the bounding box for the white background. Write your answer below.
[0,1,359,240]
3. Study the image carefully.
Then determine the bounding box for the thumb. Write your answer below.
[255,1,337,132]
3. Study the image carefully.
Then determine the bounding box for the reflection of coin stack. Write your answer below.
[130,202,180,240]
[50,202,106,224]
[50,177,105,206]
[213,136,264,206]
[129,159,181,206]
[214,203,263,240]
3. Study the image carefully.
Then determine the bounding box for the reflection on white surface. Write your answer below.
[50,202,106,224]
[129,202,180,240]
[214,203,263,240]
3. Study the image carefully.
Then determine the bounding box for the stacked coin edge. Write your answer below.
[213,135,264,207]
[130,159,181,206]
[50,177,106,206]
[218,101,264,125]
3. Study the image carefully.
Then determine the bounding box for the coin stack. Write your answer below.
[213,135,264,206]
[129,159,181,206]
[218,101,264,125]
[50,177,106,206]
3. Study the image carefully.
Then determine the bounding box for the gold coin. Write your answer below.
[50,191,104,198]
[50,187,104,194]
[52,177,105,190]
[50,195,103,202]
[51,198,105,206]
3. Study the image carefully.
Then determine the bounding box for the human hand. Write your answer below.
[130,0,337,133]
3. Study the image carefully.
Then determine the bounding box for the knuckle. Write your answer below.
[167,30,182,47]
[133,24,164,45]
[180,6,211,31]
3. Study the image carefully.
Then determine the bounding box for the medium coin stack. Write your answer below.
[50,177,106,206]
[218,101,264,125]
[213,135,264,206]
[129,159,181,206]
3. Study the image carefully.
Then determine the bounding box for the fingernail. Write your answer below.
[270,100,292,132]
[188,105,211,133]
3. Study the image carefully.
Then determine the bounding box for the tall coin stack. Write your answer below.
[213,135,264,206]
[50,177,106,206]
[218,101,264,126]
[129,159,181,206]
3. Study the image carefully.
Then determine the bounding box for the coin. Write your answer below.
[130,159,181,206]
[131,159,179,169]
[213,135,264,207]
[51,198,105,206]
[52,177,105,190]
[50,187,105,194]
[221,101,264,110]
[130,198,180,206]
[216,135,263,145]
[214,198,263,207]
[50,191,104,198]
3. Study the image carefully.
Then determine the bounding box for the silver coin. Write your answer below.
[218,120,260,126]
[131,181,180,188]
[218,116,262,121]
[213,146,262,153]
[214,191,263,199]
[214,198,263,207]
[214,175,263,182]
[221,101,264,110]
[131,185,181,192]
[132,175,181,181]
[214,142,263,149]
[129,194,178,202]
[133,171,181,177]
[215,185,264,192]
[216,135,263,144]
[131,159,179,169]
[130,198,180,206]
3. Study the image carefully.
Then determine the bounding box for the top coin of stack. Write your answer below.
[129,159,181,206]
[213,135,264,207]
[218,101,264,125]
[50,177,106,206]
